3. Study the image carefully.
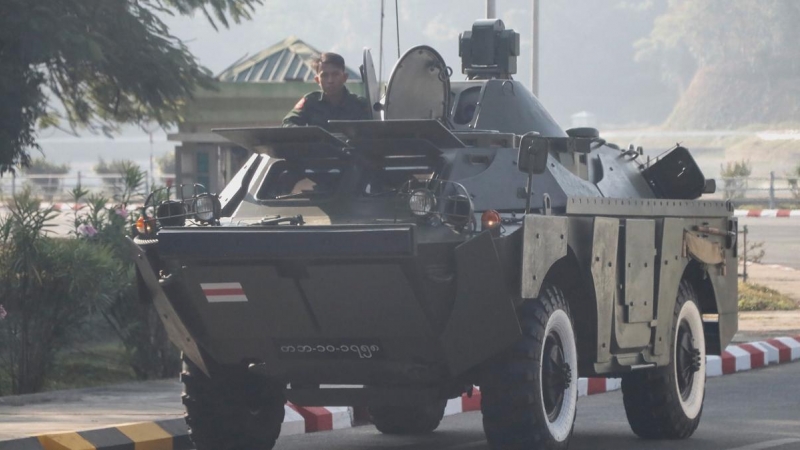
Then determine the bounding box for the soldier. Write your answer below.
[282,52,371,129]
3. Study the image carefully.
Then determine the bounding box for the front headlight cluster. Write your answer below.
[409,189,436,216]
[403,181,475,232]
[135,188,221,236]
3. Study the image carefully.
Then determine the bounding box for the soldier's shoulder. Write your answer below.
[291,91,323,111]
[304,91,323,101]
[348,92,370,108]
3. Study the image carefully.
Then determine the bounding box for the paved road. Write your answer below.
[268,362,800,450]
[739,217,800,269]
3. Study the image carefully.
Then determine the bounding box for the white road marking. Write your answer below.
[727,438,800,450]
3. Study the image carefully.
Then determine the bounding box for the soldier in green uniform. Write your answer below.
[282,52,371,129]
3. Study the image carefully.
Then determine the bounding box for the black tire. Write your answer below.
[369,400,447,434]
[621,280,706,439]
[481,285,578,450]
[181,355,285,450]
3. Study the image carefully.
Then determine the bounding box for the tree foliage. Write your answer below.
[0,0,260,174]
[637,0,800,93]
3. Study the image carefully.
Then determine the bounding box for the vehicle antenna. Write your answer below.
[379,0,385,91]
[395,0,401,58]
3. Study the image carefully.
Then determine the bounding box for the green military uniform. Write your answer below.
[282,86,371,129]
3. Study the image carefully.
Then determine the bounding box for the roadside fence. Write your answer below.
[718,172,800,208]
[0,172,175,203]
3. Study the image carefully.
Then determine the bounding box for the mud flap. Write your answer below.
[440,232,521,376]
[127,237,208,375]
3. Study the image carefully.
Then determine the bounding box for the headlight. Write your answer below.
[409,189,436,216]
[156,201,186,227]
[193,194,220,222]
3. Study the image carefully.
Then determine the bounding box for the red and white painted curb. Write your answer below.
[735,209,800,218]
[277,336,800,434]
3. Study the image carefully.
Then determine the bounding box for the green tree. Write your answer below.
[637,1,800,128]
[638,1,800,79]
[0,0,260,174]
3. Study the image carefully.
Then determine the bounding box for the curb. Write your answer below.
[2,336,799,450]
[734,209,800,218]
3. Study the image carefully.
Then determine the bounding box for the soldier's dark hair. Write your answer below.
[313,52,346,73]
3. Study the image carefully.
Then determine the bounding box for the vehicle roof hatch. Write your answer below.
[384,45,451,122]
[360,48,381,120]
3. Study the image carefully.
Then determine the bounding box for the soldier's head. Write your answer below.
[313,52,348,97]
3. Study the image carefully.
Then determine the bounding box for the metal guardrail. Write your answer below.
[0,172,176,202]
[716,172,800,208]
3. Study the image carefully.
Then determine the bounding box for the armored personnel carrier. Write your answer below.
[130,19,737,450]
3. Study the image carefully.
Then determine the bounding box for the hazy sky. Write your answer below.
[162,1,538,91]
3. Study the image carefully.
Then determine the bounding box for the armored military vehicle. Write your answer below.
[130,19,737,450]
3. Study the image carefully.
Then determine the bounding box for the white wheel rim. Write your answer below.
[539,309,578,442]
[674,300,705,419]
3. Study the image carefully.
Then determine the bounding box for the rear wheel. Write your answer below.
[181,355,285,450]
[621,280,706,439]
[369,400,447,434]
[481,285,578,449]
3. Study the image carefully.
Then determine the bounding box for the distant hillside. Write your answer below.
[666,61,800,129]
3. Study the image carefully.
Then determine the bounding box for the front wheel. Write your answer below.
[621,280,706,439]
[181,355,286,450]
[369,400,447,434]
[481,285,578,449]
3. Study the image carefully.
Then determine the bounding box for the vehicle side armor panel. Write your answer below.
[521,215,569,299]
[440,231,521,375]
[589,217,620,364]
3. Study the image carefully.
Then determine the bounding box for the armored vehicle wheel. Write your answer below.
[481,285,578,450]
[369,400,447,434]
[621,281,706,439]
[181,355,285,450]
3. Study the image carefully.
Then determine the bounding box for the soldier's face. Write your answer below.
[315,63,348,96]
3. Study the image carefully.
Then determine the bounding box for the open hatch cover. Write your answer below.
[327,119,464,158]
[213,127,349,159]
[384,46,451,122]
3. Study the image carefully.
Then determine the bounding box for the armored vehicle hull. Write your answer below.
[131,19,737,450]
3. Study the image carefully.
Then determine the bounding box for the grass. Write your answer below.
[738,281,798,311]
[43,340,138,392]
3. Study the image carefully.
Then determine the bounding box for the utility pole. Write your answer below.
[531,0,539,97]
[486,0,496,18]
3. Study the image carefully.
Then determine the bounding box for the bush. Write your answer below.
[720,160,752,200]
[788,163,800,200]
[69,167,179,380]
[738,281,797,311]
[0,189,119,395]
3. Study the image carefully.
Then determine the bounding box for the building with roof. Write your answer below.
[168,37,363,192]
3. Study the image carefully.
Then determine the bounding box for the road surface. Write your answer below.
[268,362,800,450]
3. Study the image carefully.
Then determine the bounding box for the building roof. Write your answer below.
[216,36,361,83]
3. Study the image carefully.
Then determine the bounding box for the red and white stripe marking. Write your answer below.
[200,282,248,303]
[735,209,800,218]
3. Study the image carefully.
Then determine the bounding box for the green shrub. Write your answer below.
[738,281,797,311]
[720,160,752,200]
[69,167,179,380]
[0,189,119,395]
